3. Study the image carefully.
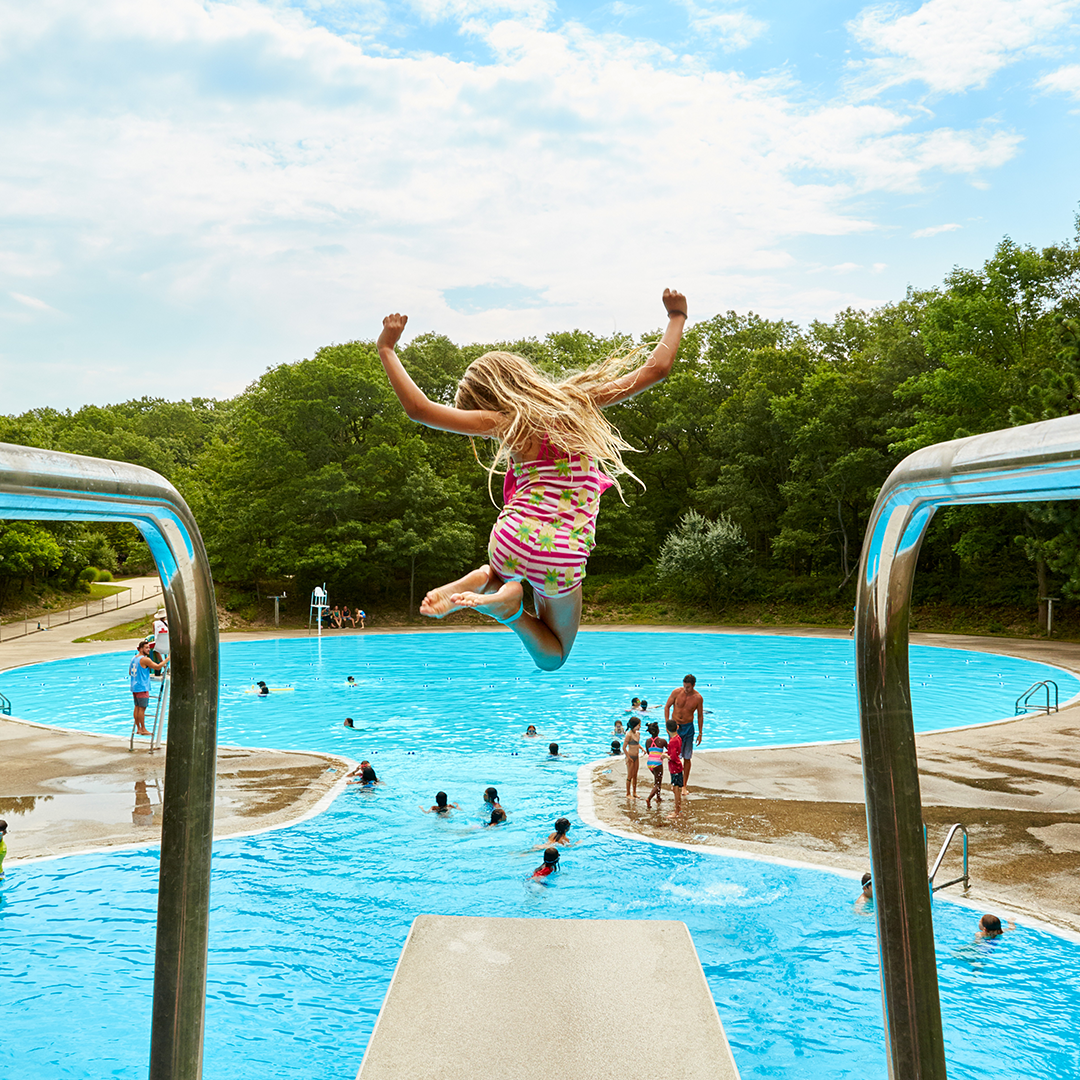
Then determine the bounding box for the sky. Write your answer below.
[2,0,1080,413]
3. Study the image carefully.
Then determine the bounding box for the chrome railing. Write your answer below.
[857,412,1080,1080]
[927,823,969,894]
[0,442,218,1080]
[1015,678,1058,715]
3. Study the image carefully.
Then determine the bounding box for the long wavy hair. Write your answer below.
[455,347,646,501]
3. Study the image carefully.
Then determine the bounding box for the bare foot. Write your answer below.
[420,565,494,618]
[450,581,523,623]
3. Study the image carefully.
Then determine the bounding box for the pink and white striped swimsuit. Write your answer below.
[487,442,613,598]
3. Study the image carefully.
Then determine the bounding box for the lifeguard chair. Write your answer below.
[309,584,329,634]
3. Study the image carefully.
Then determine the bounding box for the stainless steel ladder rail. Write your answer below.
[0,442,218,1080]
[857,413,1080,1080]
[1015,679,1058,715]
[0,690,10,715]
[927,824,969,893]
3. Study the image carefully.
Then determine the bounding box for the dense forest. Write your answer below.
[3,226,1080,632]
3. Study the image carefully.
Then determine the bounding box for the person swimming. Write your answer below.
[532,847,560,879]
[422,791,459,815]
[525,725,538,737]
[343,717,355,728]
[486,807,507,826]
[347,676,357,687]
[256,680,270,696]
[545,817,572,846]
[548,743,559,757]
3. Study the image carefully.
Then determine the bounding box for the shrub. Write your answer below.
[656,511,750,608]
[79,567,100,584]
[97,570,114,582]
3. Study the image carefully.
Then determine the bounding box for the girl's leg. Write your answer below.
[453,584,582,671]
[421,564,501,618]
[510,588,582,672]
[625,754,631,797]
[628,755,639,798]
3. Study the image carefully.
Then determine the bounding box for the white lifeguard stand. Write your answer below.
[309,584,329,634]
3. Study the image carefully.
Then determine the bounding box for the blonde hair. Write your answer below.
[455,347,646,500]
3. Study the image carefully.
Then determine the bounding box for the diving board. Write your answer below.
[357,914,740,1080]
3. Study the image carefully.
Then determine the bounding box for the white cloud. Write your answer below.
[1039,62,1080,97]
[10,292,59,312]
[848,0,1080,95]
[912,222,961,237]
[0,0,1031,410]
[675,1,767,50]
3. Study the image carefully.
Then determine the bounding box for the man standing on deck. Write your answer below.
[664,674,703,788]
[130,639,167,736]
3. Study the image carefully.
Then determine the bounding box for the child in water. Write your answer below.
[377,290,688,671]
[532,847,560,879]
[421,791,459,814]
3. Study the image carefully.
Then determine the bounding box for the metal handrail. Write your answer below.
[1015,679,1058,715]
[0,441,219,1080]
[928,824,969,893]
[0,690,10,715]
[857,412,1080,1080]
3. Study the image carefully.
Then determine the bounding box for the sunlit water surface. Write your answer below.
[2,631,1079,1079]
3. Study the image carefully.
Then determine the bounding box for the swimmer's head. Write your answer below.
[549,743,559,755]
[526,725,537,735]
[484,787,499,804]
[979,914,1003,937]
[631,697,640,707]
[347,676,356,684]
[553,818,570,836]
[489,807,507,825]
[861,873,872,895]
[435,791,448,808]
[640,699,648,710]
[343,718,354,728]
[543,847,560,867]
[611,740,621,754]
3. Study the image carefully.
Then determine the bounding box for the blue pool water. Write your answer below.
[2,631,1079,1080]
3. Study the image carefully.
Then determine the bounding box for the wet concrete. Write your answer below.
[591,631,1080,935]
[0,716,351,860]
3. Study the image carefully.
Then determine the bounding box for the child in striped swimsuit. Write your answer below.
[377,289,688,670]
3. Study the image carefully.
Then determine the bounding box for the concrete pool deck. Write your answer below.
[0,584,351,861]
[590,630,1080,935]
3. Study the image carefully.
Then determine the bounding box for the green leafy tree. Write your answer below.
[656,510,750,608]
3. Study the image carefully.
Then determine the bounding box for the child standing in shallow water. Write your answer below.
[377,290,688,671]
[644,723,666,808]
[622,716,642,798]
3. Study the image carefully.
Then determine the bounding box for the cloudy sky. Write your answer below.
[2,0,1080,412]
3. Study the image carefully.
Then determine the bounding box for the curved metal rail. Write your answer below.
[928,823,969,894]
[0,442,218,1080]
[857,413,1080,1080]
[1015,679,1058,715]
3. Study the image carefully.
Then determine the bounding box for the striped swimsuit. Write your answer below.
[488,441,612,598]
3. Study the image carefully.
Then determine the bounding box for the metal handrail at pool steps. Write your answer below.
[356,915,741,1080]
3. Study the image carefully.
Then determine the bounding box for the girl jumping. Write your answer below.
[377,289,687,670]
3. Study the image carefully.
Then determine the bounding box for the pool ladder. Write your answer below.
[129,669,169,752]
[1015,679,1058,715]
[925,823,969,893]
[0,690,10,715]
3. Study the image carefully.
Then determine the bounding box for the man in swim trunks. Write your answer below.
[129,639,168,736]
[664,673,703,788]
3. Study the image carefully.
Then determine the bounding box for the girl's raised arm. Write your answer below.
[378,313,502,437]
[593,289,687,407]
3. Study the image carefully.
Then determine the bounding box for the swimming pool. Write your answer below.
[2,631,1079,1079]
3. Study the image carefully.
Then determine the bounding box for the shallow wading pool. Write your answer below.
[2,631,1079,1079]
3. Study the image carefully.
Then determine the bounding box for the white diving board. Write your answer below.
[357,914,741,1080]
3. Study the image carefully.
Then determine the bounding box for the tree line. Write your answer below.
[3,224,1080,625]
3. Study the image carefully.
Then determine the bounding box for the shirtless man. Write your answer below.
[664,673,703,787]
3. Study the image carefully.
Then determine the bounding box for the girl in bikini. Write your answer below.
[622,716,642,798]
[377,290,687,671]
[644,722,666,808]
